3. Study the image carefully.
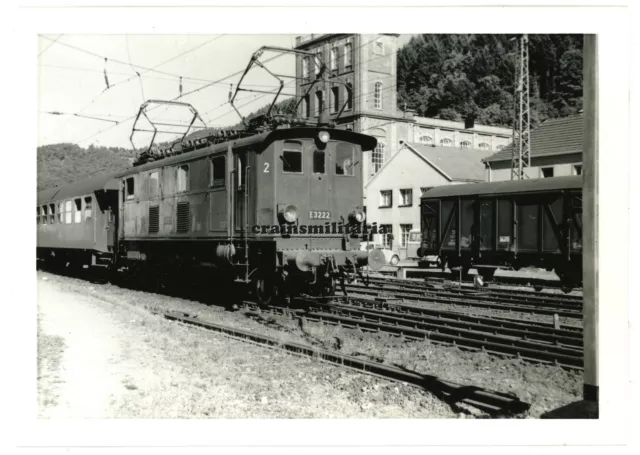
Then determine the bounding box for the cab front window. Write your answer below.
[282,141,303,174]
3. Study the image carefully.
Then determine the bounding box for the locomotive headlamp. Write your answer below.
[282,204,298,223]
[349,209,366,224]
[318,130,330,143]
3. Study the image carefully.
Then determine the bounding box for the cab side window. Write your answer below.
[125,177,135,200]
[210,156,226,188]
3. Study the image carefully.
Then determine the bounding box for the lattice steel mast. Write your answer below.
[511,34,531,180]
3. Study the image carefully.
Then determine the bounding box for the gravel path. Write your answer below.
[36,273,458,418]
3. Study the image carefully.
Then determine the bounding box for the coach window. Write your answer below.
[74,198,82,223]
[177,165,189,192]
[49,204,55,224]
[210,156,226,188]
[125,177,135,200]
[149,171,160,198]
[335,143,355,176]
[36,207,41,225]
[41,205,48,225]
[57,202,63,223]
[64,201,72,224]
[282,141,302,174]
[84,196,93,221]
[313,149,325,174]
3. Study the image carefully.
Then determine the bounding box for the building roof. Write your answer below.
[421,175,582,199]
[483,114,584,163]
[402,142,493,182]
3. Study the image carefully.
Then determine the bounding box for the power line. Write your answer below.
[125,34,145,103]
[38,34,63,57]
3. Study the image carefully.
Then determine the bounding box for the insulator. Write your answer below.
[103,58,110,90]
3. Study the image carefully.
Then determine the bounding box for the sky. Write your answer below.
[38,34,415,149]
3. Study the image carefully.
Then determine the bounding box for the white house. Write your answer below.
[365,141,493,258]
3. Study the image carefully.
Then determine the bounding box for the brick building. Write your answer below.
[483,115,584,181]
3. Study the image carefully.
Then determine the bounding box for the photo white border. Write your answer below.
[1,0,633,451]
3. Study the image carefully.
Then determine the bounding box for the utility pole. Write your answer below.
[582,34,598,408]
[511,34,531,180]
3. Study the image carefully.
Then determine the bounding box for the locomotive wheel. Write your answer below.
[255,273,281,307]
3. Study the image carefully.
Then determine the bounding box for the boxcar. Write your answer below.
[417,176,583,287]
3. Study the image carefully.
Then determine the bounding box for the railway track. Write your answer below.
[343,282,583,319]
[241,296,583,369]
[160,309,530,416]
[364,276,583,305]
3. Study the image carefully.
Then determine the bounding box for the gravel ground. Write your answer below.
[37,270,582,418]
[37,272,459,418]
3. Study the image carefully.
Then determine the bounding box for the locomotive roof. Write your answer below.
[421,176,583,199]
[37,127,377,203]
[119,126,377,176]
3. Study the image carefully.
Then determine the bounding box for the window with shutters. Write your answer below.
[177,165,189,192]
[346,82,353,110]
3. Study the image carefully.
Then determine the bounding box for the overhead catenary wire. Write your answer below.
[38,34,63,57]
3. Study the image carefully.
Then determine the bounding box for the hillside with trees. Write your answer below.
[396,34,583,127]
[37,143,137,191]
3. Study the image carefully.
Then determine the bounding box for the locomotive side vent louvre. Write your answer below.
[176,201,191,233]
[148,205,159,234]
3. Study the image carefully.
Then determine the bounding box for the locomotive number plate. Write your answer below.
[309,210,331,220]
